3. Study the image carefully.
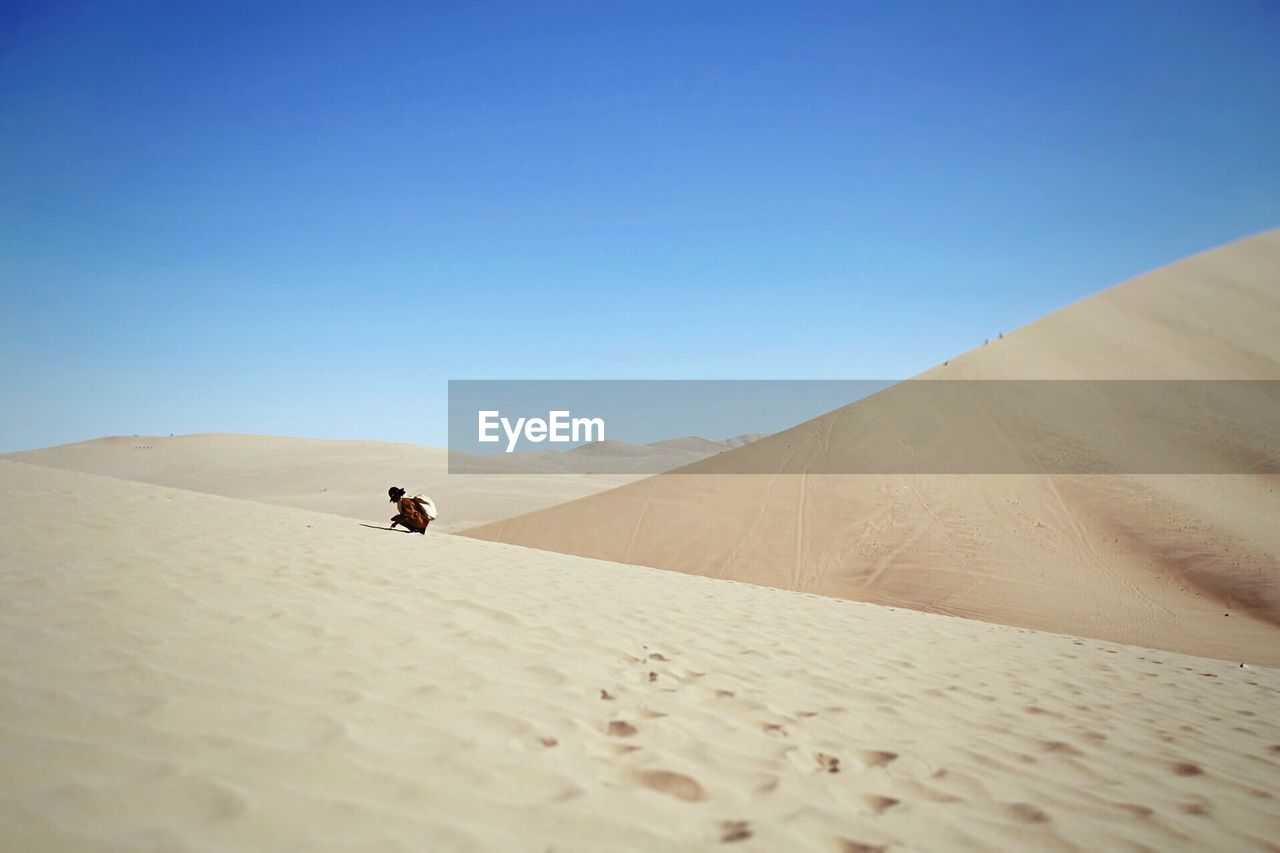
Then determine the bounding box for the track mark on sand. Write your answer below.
[622,479,659,565]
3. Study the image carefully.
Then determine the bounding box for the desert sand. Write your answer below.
[1,459,1277,851]
[464,230,1280,665]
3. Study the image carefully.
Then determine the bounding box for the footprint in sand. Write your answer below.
[858,750,899,769]
[836,841,888,853]
[1006,802,1051,824]
[719,820,751,842]
[607,720,638,737]
[863,795,900,815]
[629,769,707,802]
[1041,740,1085,757]
[1118,803,1155,819]
[786,749,840,774]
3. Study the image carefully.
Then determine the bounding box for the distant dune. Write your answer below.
[649,434,767,453]
[464,230,1280,664]
[4,434,642,532]
[2,460,1276,850]
[5,432,767,529]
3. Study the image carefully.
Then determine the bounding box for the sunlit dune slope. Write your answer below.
[1,460,1277,850]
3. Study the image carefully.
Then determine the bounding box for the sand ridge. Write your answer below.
[1,460,1277,850]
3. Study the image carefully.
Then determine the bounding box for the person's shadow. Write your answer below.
[359,523,413,534]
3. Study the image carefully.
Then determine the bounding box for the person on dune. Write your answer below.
[388,486,434,534]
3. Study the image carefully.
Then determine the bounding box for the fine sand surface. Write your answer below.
[1,460,1278,851]
[4,434,644,533]
[464,230,1280,665]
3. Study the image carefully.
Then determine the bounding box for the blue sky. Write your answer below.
[2,0,1277,452]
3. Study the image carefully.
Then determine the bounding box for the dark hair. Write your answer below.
[388,486,406,502]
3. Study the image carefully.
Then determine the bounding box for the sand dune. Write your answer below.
[4,433,644,533]
[1,460,1277,850]
[464,230,1280,665]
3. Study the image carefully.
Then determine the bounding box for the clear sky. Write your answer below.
[2,1,1277,452]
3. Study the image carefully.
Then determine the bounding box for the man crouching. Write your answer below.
[388,486,430,534]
